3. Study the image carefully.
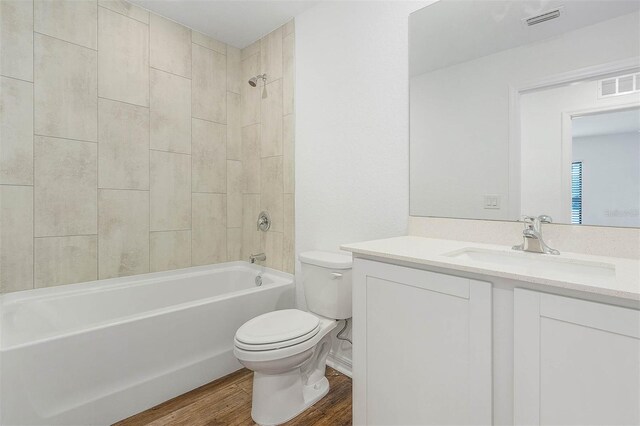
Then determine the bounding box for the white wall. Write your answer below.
[295,1,429,371]
[573,132,640,227]
[410,11,640,220]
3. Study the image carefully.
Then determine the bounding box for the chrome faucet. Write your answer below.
[249,253,266,263]
[512,215,560,255]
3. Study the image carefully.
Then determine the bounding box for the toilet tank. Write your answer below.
[299,251,352,320]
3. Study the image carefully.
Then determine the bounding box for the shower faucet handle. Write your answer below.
[257,211,271,232]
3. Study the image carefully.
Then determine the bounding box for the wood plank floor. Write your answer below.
[115,367,352,426]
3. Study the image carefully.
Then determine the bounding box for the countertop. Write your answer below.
[341,236,640,302]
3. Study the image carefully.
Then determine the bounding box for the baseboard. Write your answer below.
[327,352,352,378]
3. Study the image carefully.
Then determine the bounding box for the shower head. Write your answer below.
[248,74,267,87]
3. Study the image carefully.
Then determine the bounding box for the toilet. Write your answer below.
[233,251,352,426]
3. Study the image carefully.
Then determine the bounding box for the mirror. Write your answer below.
[409,0,640,227]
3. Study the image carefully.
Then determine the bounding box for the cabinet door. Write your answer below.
[514,289,640,425]
[352,259,492,425]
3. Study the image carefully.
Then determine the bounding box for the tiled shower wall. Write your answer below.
[0,0,295,293]
[240,21,295,274]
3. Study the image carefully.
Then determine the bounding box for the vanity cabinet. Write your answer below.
[514,289,640,426]
[352,254,640,426]
[352,258,492,426]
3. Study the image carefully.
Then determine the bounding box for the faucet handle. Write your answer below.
[521,216,536,230]
[537,215,553,224]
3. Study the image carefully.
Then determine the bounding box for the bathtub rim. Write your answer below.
[1,262,294,351]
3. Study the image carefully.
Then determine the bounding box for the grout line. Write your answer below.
[97,4,149,26]
[34,133,97,144]
[191,115,227,127]
[148,27,152,274]
[149,65,191,81]
[191,39,226,56]
[260,153,284,160]
[0,183,34,188]
[34,234,98,239]
[98,187,150,192]
[34,31,98,52]
[149,147,191,156]
[32,4,36,290]
[98,95,149,109]
[0,74,33,84]
[97,6,100,280]
[190,89,194,268]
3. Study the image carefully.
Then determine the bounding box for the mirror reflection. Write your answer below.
[409,0,640,227]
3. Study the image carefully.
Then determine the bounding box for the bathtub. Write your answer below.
[0,262,294,425]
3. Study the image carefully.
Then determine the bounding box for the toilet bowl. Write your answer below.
[234,251,352,426]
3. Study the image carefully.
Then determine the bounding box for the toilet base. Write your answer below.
[251,372,329,426]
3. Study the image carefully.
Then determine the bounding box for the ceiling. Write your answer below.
[129,0,320,48]
[573,108,640,138]
[410,0,640,77]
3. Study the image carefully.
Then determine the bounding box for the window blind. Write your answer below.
[571,161,583,224]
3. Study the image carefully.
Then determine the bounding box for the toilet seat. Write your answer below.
[235,309,321,351]
[234,316,337,364]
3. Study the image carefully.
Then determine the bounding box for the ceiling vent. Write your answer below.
[598,73,640,98]
[525,8,562,26]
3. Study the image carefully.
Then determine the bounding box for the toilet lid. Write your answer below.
[235,309,320,346]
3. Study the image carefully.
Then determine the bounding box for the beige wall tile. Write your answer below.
[150,14,191,78]
[227,160,243,228]
[192,31,226,55]
[242,124,261,193]
[35,136,97,236]
[227,228,242,261]
[262,231,283,270]
[260,156,284,232]
[241,53,261,126]
[0,185,34,292]
[192,118,226,193]
[283,114,295,194]
[35,0,97,49]
[150,150,191,231]
[227,91,242,160]
[1,77,33,185]
[283,19,294,37]
[260,26,282,84]
[35,34,97,142]
[241,40,260,60]
[98,7,149,107]
[261,79,283,157]
[98,0,149,24]
[283,33,295,116]
[283,193,295,273]
[150,68,191,153]
[98,98,149,190]
[35,235,98,287]
[192,43,226,123]
[227,45,241,94]
[98,189,149,279]
[150,230,191,272]
[1,0,33,81]
[192,193,227,265]
[242,194,262,259]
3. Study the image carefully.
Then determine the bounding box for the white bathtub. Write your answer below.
[0,262,294,425]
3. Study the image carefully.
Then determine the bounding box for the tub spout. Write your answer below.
[250,253,266,263]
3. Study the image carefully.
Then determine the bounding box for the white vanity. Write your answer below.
[342,236,640,426]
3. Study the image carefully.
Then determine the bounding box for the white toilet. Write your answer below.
[233,251,352,426]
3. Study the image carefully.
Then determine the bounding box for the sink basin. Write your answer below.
[443,248,616,280]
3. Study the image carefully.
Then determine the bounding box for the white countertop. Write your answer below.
[341,236,640,302]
